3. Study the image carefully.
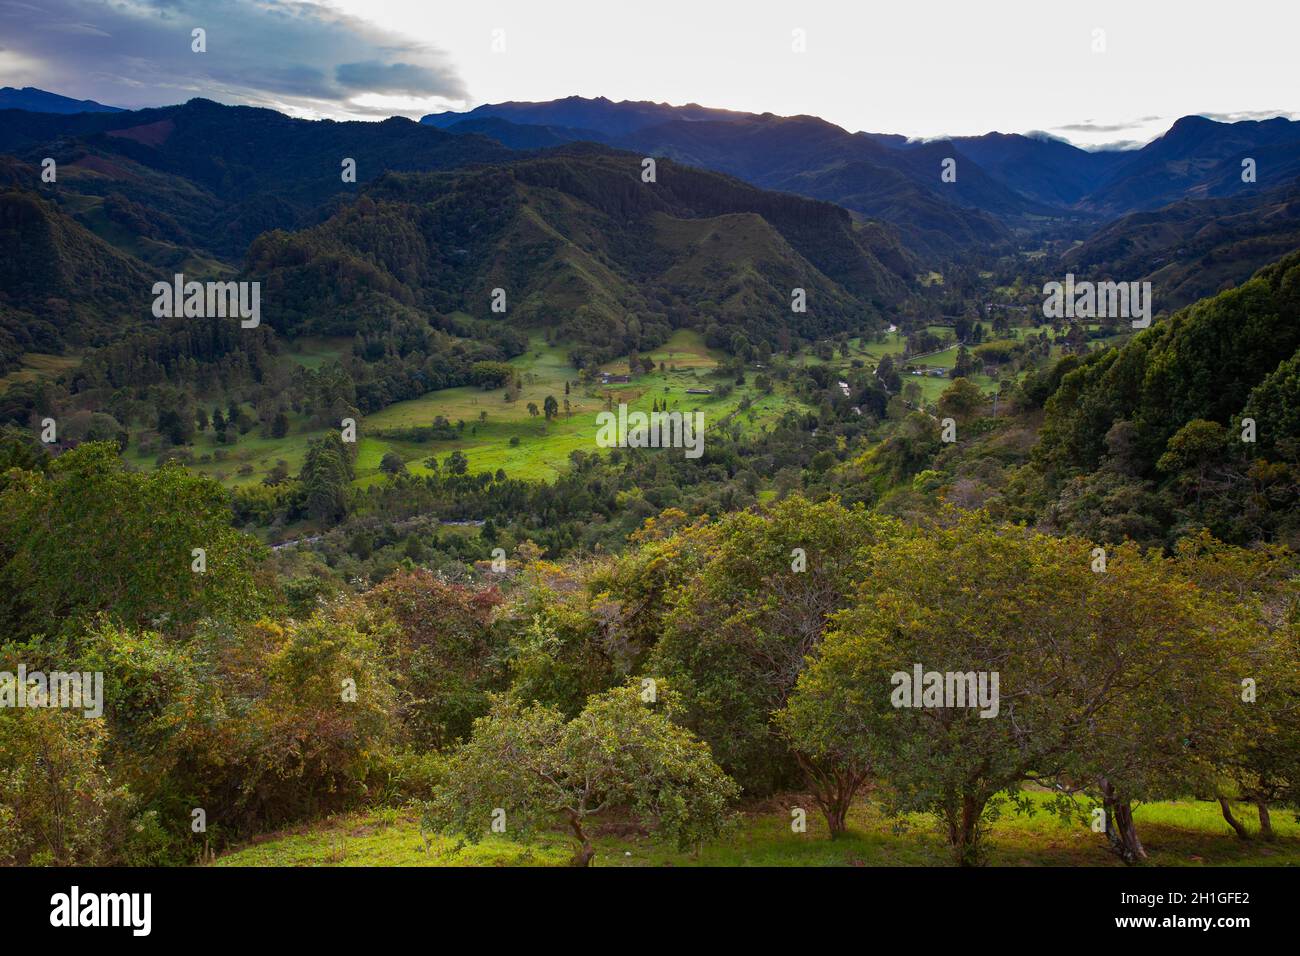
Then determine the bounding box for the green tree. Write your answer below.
[651,496,900,796]
[423,685,737,866]
[0,705,132,865]
[300,432,353,524]
[270,410,290,439]
[445,450,469,475]
[782,512,1256,864]
[0,443,265,638]
[1173,532,1300,843]
[937,377,985,422]
[366,570,507,749]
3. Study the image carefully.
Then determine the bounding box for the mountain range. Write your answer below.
[2,88,1300,375]
[424,96,1300,256]
[0,86,122,114]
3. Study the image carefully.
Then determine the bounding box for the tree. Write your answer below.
[875,354,901,393]
[1242,348,1300,458]
[445,450,469,475]
[527,402,538,418]
[270,410,290,439]
[1173,532,1300,842]
[157,407,193,446]
[0,442,265,638]
[1049,538,1259,863]
[543,395,559,421]
[470,361,514,389]
[366,570,506,749]
[651,496,900,798]
[953,344,976,379]
[379,451,407,476]
[937,377,985,422]
[300,432,353,524]
[782,512,1258,865]
[0,704,132,864]
[423,685,737,866]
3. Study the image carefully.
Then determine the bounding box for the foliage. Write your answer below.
[0,441,265,638]
[423,684,737,865]
[651,495,900,794]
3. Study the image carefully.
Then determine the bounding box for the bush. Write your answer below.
[0,707,133,865]
[424,685,738,866]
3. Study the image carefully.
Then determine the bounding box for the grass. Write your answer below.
[110,320,1123,492]
[214,793,1300,868]
[284,336,350,371]
[0,352,81,390]
[337,332,789,485]
[117,329,804,492]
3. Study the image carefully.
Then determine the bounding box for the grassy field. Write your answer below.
[214,792,1300,868]
[285,336,350,371]
[109,320,1119,491]
[0,352,81,390]
[124,329,805,489]
[359,329,797,483]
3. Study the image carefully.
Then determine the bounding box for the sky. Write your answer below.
[1,0,1297,147]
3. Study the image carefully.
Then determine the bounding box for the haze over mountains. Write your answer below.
[3,88,1300,374]
[424,96,1300,256]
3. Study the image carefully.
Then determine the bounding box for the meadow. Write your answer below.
[116,319,1115,504]
[123,328,806,492]
[214,793,1300,868]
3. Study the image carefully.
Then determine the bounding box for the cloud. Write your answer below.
[0,0,470,118]
[1198,109,1297,123]
[1022,130,1072,145]
[1053,121,1146,134]
[1081,140,1146,153]
[335,59,462,97]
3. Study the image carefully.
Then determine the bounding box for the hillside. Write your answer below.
[424,98,1300,263]
[424,100,1039,257]
[0,188,153,372]
[0,98,517,259]
[1080,114,1300,214]
[1063,179,1300,308]
[0,86,122,114]
[1028,249,1300,547]
[244,146,914,364]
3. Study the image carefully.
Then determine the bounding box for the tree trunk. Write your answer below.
[567,813,595,867]
[1256,801,1275,841]
[825,798,849,839]
[1218,797,1251,840]
[943,792,986,866]
[793,752,866,840]
[1099,778,1147,864]
[955,793,984,866]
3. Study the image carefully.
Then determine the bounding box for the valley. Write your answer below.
[1,84,1297,883]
